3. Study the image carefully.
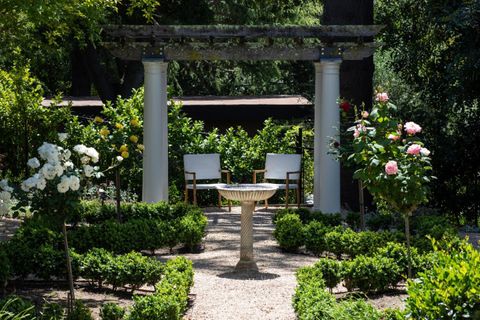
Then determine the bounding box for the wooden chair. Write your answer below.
[253,153,302,208]
[184,153,231,211]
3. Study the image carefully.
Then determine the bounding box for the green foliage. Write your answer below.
[179,210,208,251]
[273,213,304,252]
[366,213,395,231]
[375,0,480,224]
[0,67,83,181]
[313,259,342,291]
[303,220,328,255]
[66,301,93,320]
[100,303,125,320]
[405,239,480,319]
[0,245,11,287]
[0,296,34,319]
[128,257,194,320]
[39,302,64,320]
[79,249,163,292]
[343,255,401,293]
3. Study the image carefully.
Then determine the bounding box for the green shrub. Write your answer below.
[345,212,361,230]
[293,286,335,320]
[100,303,125,320]
[323,226,345,259]
[129,257,194,320]
[79,249,163,291]
[311,212,343,227]
[303,220,329,255]
[79,248,113,287]
[0,245,11,287]
[405,239,480,319]
[273,214,304,252]
[382,308,406,320]
[272,208,299,224]
[376,242,423,278]
[343,255,401,293]
[366,213,394,231]
[39,302,64,320]
[314,259,342,291]
[179,211,207,251]
[66,301,93,320]
[329,299,381,320]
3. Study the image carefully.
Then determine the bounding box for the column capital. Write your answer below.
[142,58,168,73]
[319,58,341,74]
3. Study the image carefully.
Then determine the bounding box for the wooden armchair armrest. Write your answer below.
[221,169,231,184]
[184,171,196,183]
[253,169,267,184]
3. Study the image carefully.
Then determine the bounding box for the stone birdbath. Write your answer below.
[216,184,278,271]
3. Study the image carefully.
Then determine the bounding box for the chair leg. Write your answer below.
[285,189,289,209]
[228,200,231,212]
[296,187,300,208]
[265,199,268,209]
[193,188,197,205]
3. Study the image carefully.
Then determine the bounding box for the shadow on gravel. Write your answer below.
[217,271,280,281]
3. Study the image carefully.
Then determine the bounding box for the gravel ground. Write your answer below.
[163,207,318,320]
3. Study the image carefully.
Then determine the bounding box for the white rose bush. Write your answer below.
[17,138,101,304]
[0,179,15,216]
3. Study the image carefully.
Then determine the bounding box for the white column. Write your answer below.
[142,59,168,203]
[313,59,341,213]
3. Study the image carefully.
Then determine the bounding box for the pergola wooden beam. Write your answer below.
[102,24,382,40]
[102,42,378,61]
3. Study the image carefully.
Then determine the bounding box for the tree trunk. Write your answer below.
[62,221,75,310]
[404,213,412,278]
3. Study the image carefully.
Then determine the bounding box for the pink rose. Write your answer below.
[407,144,422,155]
[353,129,360,138]
[361,111,369,118]
[375,92,389,103]
[420,147,430,156]
[388,134,400,141]
[356,124,367,132]
[404,121,422,135]
[385,160,398,175]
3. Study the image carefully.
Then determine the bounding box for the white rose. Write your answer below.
[36,178,47,190]
[69,176,80,191]
[63,149,71,160]
[85,148,99,163]
[73,144,88,155]
[116,156,123,162]
[41,163,57,180]
[81,156,91,164]
[58,133,68,142]
[0,179,8,189]
[25,176,38,189]
[21,181,30,192]
[57,183,69,193]
[83,165,94,177]
[27,157,41,169]
[64,161,74,169]
[0,191,11,201]
[54,164,64,177]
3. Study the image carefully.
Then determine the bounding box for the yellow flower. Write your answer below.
[115,123,124,130]
[137,144,144,151]
[121,151,129,158]
[130,118,140,127]
[119,144,128,152]
[94,116,104,123]
[99,128,110,137]
[129,135,138,143]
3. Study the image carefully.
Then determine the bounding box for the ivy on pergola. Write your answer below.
[102,25,382,61]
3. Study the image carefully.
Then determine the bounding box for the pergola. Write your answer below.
[102,24,381,212]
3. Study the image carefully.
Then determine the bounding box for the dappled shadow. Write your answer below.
[217,270,280,281]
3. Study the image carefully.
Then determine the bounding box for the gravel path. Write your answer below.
[164,207,318,320]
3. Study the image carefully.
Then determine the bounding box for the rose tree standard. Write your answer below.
[101,24,382,211]
[337,93,434,277]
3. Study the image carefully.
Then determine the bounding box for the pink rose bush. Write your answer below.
[339,91,434,215]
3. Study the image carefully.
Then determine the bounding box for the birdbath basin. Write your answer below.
[216,184,278,271]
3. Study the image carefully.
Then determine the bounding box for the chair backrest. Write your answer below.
[264,153,301,180]
[184,153,221,180]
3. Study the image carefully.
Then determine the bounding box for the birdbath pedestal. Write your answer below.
[216,184,278,271]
